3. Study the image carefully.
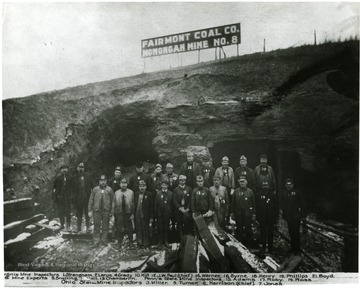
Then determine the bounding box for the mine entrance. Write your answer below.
[86,120,159,177]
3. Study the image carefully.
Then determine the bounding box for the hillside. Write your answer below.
[3,40,359,224]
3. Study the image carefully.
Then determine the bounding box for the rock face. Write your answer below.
[3,41,359,224]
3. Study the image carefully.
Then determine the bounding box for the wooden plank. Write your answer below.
[161,252,179,269]
[4,214,45,242]
[306,219,357,238]
[193,212,229,272]
[275,255,302,273]
[4,204,41,225]
[4,198,33,212]
[4,228,53,266]
[179,235,198,273]
[225,245,252,273]
[226,234,271,273]
[208,221,230,245]
[34,222,61,233]
[198,242,210,273]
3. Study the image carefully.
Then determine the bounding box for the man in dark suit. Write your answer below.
[52,164,72,231]
[180,151,202,189]
[134,180,154,250]
[71,162,94,233]
[173,175,193,239]
[108,165,123,193]
[282,178,306,254]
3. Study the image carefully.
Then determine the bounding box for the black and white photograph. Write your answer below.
[2,1,359,286]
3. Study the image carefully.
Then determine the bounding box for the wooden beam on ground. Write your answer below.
[161,252,179,269]
[225,245,252,273]
[4,198,34,212]
[4,214,45,242]
[4,228,53,265]
[4,203,41,225]
[275,255,303,273]
[226,234,272,273]
[198,242,211,273]
[34,222,61,233]
[179,234,198,273]
[193,213,229,272]
[208,221,230,245]
[305,219,357,238]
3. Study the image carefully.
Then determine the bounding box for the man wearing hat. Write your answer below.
[231,176,256,246]
[173,175,193,239]
[256,180,278,254]
[162,162,178,231]
[154,179,173,248]
[108,165,123,193]
[134,180,154,250]
[254,154,276,196]
[112,178,135,249]
[162,163,178,191]
[150,164,164,194]
[191,175,213,224]
[210,175,229,230]
[215,156,235,196]
[52,164,72,231]
[180,151,202,189]
[128,162,151,194]
[282,178,306,254]
[88,175,114,246]
[201,156,215,188]
[235,155,255,190]
[71,162,95,233]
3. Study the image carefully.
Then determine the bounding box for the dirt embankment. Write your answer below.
[3,41,358,224]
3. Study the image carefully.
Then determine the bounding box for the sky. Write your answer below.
[2,1,359,99]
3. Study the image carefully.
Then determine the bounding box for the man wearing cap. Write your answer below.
[173,175,193,238]
[154,179,173,248]
[235,155,255,190]
[53,164,72,231]
[201,156,215,188]
[180,152,202,189]
[112,178,135,249]
[231,176,256,246]
[215,156,235,196]
[191,175,213,224]
[71,162,95,233]
[150,164,164,194]
[254,154,276,195]
[210,175,229,230]
[128,162,151,194]
[282,178,306,254]
[88,175,114,246]
[134,180,154,250]
[257,180,278,253]
[162,163,178,191]
[108,165,123,193]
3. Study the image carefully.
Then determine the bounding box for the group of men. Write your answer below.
[52,152,306,254]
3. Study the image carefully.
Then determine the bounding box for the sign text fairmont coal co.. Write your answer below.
[141,23,241,58]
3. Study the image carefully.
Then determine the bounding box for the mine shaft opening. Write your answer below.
[86,117,159,177]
